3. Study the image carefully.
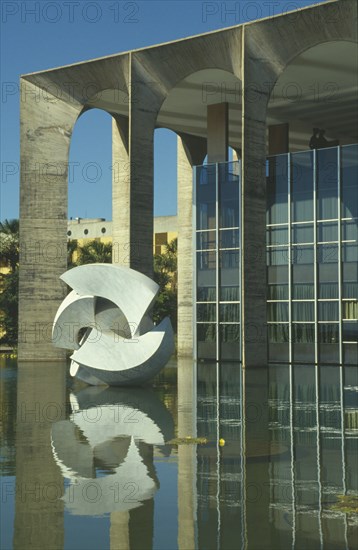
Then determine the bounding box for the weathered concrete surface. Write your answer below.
[177,134,206,358]
[18,80,81,361]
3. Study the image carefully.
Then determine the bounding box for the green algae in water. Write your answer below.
[330,495,358,514]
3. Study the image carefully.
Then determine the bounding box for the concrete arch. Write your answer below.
[68,107,114,221]
[267,40,358,152]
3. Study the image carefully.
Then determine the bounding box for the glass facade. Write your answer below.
[194,162,241,361]
[194,144,358,364]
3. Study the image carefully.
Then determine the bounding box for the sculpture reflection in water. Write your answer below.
[52,264,175,386]
[51,385,174,516]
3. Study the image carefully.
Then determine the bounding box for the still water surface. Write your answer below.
[1,357,357,549]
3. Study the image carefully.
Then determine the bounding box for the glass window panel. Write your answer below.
[268,265,289,284]
[343,301,358,320]
[317,147,338,220]
[292,245,314,264]
[319,282,338,299]
[343,282,358,299]
[267,227,288,245]
[220,250,240,269]
[197,202,216,230]
[267,247,288,266]
[268,284,288,300]
[291,151,314,222]
[268,324,289,343]
[220,286,240,301]
[343,244,358,263]
[318,301,339,321]
[292,224,313,244]
[220,229,240,249]
[219,162,240,229]
[197,286,216,302]
[267,155,288,224]
[341,144,358,219]
[342,220,358,241]
[197,250,216,270]
[292,302,314,322]
[197,323,216,343]
[318,222,338,242]
[197,231,216,250]
[343,343,358,366]
[343,321,358,342]
[292,324,315,343]
[220,303,240,322]
[197,304,216,322]
[317,244,338,263]
[318,324,339,343]
[292,283,314,299]
[220,324,240,343]
[196,164,216,230]
[268,302,289,322]
[292,264,314,285]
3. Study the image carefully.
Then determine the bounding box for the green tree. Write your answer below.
[67,239,78,268]
[0,270,18,346]
[77,240,112,265]
[0,219,19,345]
[0,219,19,272]
[153,238,177,332]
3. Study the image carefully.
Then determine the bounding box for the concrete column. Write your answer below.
[240,30,269,367]
[112,56,163,278]
[112,116,130,267]
[269,123,289,155]
[18,80,80,361]
[177,134,206,357]
[13,362,66,549]
[207,103,229,163]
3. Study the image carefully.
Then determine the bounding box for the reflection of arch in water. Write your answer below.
[51,386,174,515]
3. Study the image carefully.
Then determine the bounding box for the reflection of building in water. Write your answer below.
[191,363,358,549]
[268,365,358,549]
[13,363,67,550]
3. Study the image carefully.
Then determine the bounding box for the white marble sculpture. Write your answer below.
[52,264,175,386]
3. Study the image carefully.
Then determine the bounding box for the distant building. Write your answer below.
[67,216,178,255]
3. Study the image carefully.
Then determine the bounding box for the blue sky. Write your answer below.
[0,0,327,222]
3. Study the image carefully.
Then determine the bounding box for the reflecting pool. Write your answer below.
[1,357,357,549]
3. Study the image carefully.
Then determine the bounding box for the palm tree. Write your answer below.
[0,219,19,272]
[0,219,19,346]
[67,239,79,268]
[77,240,112,265]
[154,238,177,292]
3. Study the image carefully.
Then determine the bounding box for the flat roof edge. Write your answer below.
[20,0,340,79]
